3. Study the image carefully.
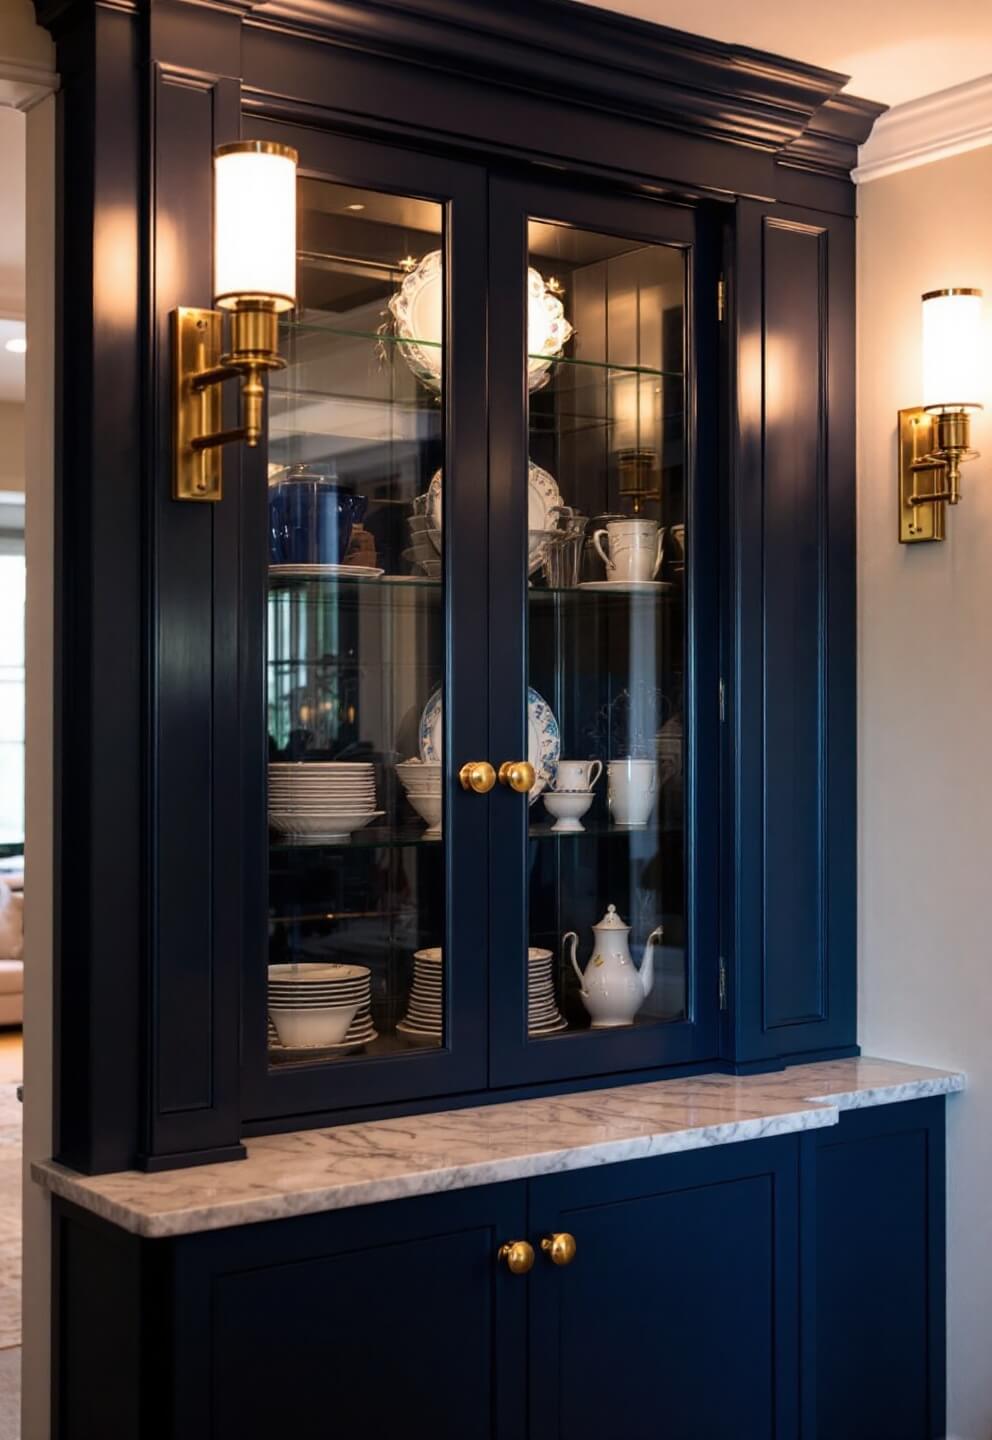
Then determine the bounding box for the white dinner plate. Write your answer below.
[419,687,558,803]
[269,564,384,580]
[577,580,674,593]
[423,460,562,574]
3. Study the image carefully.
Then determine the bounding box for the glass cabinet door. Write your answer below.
[242,131,488,1120]
[489,180,720,1086]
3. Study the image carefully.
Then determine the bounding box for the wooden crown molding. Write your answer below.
[33,0,886,177]
[853,75,992,184]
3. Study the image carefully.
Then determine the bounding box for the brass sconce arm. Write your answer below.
[173,301,286,501]
[898,407,981,542]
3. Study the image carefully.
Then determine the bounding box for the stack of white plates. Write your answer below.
[397,947,444,1045]
[395,759,442,837]
[529,947,568,1035]
[267,962,376,1052]
[268,762,384,842]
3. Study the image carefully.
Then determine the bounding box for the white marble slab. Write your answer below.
[32,1057,963,1238]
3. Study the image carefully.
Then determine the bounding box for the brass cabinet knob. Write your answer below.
[458,761,496,794]
[497,1240,535,1275]
[540,1232,577,1267]
[498,760,536,794]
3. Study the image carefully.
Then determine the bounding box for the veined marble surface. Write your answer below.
[33,1057,963,1238]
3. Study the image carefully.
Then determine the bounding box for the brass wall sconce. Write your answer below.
[899,287,983,543]
[173,140,298,501]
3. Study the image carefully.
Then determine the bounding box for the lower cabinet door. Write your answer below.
[527,1138,800,1440]
[172,1183,529,1440]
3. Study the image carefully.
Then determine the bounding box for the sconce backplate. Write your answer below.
[898,407,944,543]
[174,307,224,502]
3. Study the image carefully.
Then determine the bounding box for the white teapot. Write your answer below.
[564,905,663,1028]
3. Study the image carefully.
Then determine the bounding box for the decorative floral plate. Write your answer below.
[418,684,560,804]
[389,250,573,394]
[424,459,563,574]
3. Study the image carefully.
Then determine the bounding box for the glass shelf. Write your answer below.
[270,826,442,852]
[267,572,440,592]
[528,820,666,841]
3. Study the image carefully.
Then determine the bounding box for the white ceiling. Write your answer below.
[574,0,992,106]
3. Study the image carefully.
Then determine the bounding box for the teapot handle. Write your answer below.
[563,931,586,995]
[587,759,603,789]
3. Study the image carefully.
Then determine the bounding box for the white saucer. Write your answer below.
[269,564,384,579]
[269,1027,378,1059]
[577,580,673,593]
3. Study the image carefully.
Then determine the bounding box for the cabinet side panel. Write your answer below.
[810,1100,946,1440]
[761,218,827,1030]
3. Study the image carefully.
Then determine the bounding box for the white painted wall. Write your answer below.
[858,142,992,1440]
[0,7,56,1437]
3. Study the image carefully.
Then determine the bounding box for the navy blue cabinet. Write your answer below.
[800,1098,946,1439]
[52,1100,947,1440]
[40,0,878,1171]
[528,1139,800,1439]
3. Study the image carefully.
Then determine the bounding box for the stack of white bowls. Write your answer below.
[395,759,442,836]
[528,947,568,1035]
[267,963,376,1051]
[268,762,383,842]
[397,947,444,1044]
[403,509,442,579]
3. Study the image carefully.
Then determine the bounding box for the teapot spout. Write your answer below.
[639,926,663,999]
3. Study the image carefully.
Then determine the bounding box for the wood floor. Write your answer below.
[0,1035,22,1089]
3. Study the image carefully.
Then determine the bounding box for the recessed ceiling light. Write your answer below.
[4,338,26,355]
[346,203,365,212]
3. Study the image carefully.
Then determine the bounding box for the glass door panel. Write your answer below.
[243,129,488,1119]
[527,222,687,1036]
[489,179,718,1086]
[266,181,446,1069]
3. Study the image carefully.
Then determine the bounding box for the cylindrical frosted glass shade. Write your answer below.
[922,289,983,410]
[214,142,298,311]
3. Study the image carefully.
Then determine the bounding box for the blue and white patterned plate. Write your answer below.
[418,685,560,804]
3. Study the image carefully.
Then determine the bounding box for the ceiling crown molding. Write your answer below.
[0,59,58,109]
[854,75,992,184]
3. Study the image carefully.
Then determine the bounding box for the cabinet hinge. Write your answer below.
[718,957,728,1011]
[719,677,726,723]
[717,276,726,323]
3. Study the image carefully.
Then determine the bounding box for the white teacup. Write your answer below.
[554,759,603,792]
[608,758,658,827]
[592,519,663,583]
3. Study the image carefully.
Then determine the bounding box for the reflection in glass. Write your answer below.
[265,181,446,1067]
[526,219,688,1040]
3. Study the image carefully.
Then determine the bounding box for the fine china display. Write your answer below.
[398,947,444,1045]
[607,758,658,827]
[577,579,672,593]
[268,465,368,567]
[389,251,572,394]
[269,563,384,580]
[396,759,442,836]
[268,761,382,841]
[592,518,664,583]
[267,962,373,1048]
[564,906,663,1028]
[543,791,594,832]
[424,460,562,574]
[419,686,559,802]
[528,948,568,1034]
[554,759,603,791]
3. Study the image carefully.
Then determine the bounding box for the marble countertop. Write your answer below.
[33,1057,963,1238]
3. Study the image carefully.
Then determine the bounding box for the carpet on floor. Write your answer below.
[0,1084,20,1350]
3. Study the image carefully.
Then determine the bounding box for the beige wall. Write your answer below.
[858,144,992,1440]
[0,400,24,489]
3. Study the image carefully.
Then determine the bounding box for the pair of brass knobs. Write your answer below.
[498,1233,577,1273]
[459,760,535,795]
